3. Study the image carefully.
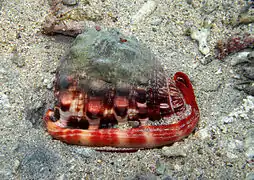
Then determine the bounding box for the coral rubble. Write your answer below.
[216,34,254,60]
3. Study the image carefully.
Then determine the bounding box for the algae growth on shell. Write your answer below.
[56,28,165,93]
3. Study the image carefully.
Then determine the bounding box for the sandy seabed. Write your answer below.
[0,0,253,179]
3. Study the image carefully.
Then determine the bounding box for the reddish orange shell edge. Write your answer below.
[44,72,200,149]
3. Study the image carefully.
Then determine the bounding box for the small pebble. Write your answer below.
[131,0,157,24]
[43,78,51,88]
[215,67,222,75]
[32,100,43,109]
[186,0,193,5]
[95,25,101,31]
[62,0,79,6]
[71,148,95,158]
[46,77,54,90]
[57,174,66,180]
[197,127,210,140]
[46,81,53,90]
[226,151,238,159]
[245,128,254,167]
[200,55,212,65]
[11,49,25,67]
[150,17,163,26]
[222,116,234,124]
[0,93,10,111]
[155,160,166,175]
[13,159,20,172]
[162,145,187,157]
[152,27,157,32]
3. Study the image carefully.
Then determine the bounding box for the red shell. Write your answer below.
[44,72,199,149]
[43,28,200,149]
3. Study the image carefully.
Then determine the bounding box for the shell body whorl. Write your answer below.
[44,28,200,149]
